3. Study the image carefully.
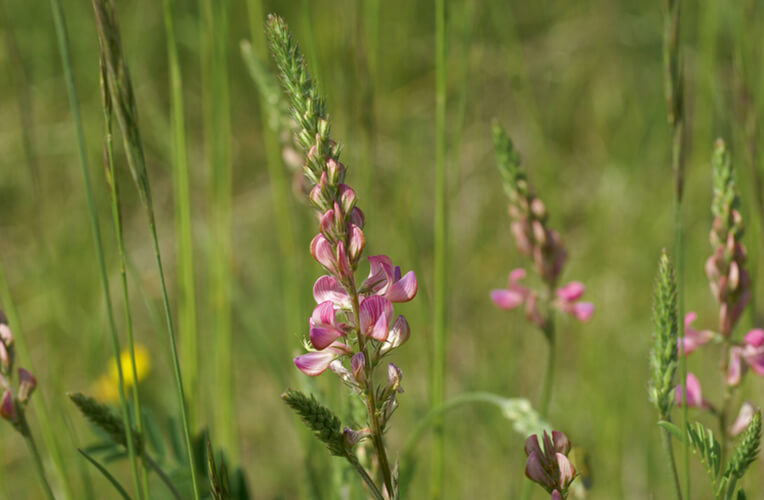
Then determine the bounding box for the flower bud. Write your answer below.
[335,242,353,282]
[338,184,356,214]
[17,368,36,403]
[0,342,10,376]
[343,426,370,448]
[530,198,547,220]
[326,159,342,185]
[350,352,366,385]
[0,322,12,347]
[349,207,365,229]
[0,390,15,423]
[387,363,403,393]
[348,225,365,264]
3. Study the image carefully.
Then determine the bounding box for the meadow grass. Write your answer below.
[1,0,764,498]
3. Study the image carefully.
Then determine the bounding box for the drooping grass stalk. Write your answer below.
[430,0,448,497]
[243,1,302,344]
[199,0,236,460]
[91,1,199,496]
[100,58,149,498]
[664,0,689,496]
[50,0,142,497]
[162,0,200,430]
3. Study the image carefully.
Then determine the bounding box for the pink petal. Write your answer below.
[310,234,335,271]
[572,302,594,322]
[294,351,338,376]
[557,282,585,302]
[0,390,14,421]
[312,276,350,308]
[679,325,713,356]
[524,451,551,486]
[350,352,365,383]
[387,271,418,302]
[348,225,365,261]
[309,326,343,350]
[384,315,410,352]
[684,312,698,329]
[730,401,756,437]
[743,345,764,376]
[676,373,703,407]
[311,301,336,326]
[727,347,745,385]
[556,452,576,486]
[508,268,527,286]
[367,313,389,341]
[361,255,393,293]
[524,434,542,457]
[490,289,524,310]
[551,491,563,500]
[551,431,571,455]
[359,296,393,335]
[744,329,764,348]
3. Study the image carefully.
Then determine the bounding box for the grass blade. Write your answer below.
[78,449,131,500]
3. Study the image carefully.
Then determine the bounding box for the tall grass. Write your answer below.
[430,0,448,497]
[199,0,236,461]
[49,0,142,496]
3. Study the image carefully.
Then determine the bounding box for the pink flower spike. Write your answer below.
[386,270,418,302]
[490,289,524,310]
[744,329,764,347]
[675,373,704,407]
[679,312,714,355]
[310,234,336,272]
[312,276,350,308]
[557,282,585,302]
[729,401,756,437]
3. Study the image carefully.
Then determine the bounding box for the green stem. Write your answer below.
[146,210,201,500]
[162,0,199,431]
[430,0,447,497]
[49,0,142,496]
[144,454,183,500]
[660,424,684,500]
[21,414,56,500]
[347,454,386,500]
[538,324,556,418]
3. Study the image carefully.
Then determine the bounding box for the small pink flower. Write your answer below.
[0,390,14,422]
[490,268,531,310]
[310,234,336,273]
[678,312,713,355]
[727,346,745,386]
[17,368,36,403]
[675,373,705,408]
[361,256,417,303]
[729,401,756,437]
[359,296,394,341]
[524,430,576,494]
[313,275,350,308]
[294,342,351,376]
[309,302,346,350]
[555,282,593,322]
[741,328,764,376]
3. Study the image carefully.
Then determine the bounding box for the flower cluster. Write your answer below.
[0,311,37,434]
[490,123,592,328]
[524,430,577,499]
[706,140,749,336]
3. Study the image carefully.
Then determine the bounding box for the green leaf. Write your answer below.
[686,422,721,485]
[658,421,685,444]
[77,448,131,500]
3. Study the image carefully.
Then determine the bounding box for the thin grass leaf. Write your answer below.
[78,449,131,500]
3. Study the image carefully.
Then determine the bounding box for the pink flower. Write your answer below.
[524,430,576,494]
[361,256,417,303]
[678,312,713,355]
[729,401,756,437]
[555,282,593,322]
[675,373,706,408]
[309,302,346,350]
[294,342,352,376]
[359,296,394,341]
[0,390,14,422]
[742,329,764,376]
[313,275,351,309]
[490,268,531,310]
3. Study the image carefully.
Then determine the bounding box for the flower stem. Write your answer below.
[347,453,386,500]
[20,413,56,500]
[660,423,684,500]
[144,453,183,500]
[539,322,556,418]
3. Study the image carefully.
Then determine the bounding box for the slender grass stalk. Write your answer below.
[660,426,683,500]
[538,321,556,418]
[199,0,236,460]
[101,67,149,497]
[50,1,142,497]
[78,449,130,500]
[430,0,448,497]
[91,1,200,495]
[162,0,200,430]
[664,0,689,496]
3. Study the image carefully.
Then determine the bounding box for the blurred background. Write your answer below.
[1,0,763,498]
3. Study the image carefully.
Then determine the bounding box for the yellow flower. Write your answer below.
[93,344,151,403]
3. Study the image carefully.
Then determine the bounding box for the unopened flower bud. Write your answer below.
[335,242,353,282]
[0,342,10,376]
[326,159,342,185]
[319,209,335,239]
[338,184,356,214]
[381,315,410,354]
[17,368,36,403]
[350,352,366,385]
[348,225,365,264]
[0,390,15,422]
[387,363,403,393]
[343,426,370,448]
[349,207,365,229]
[530,198,547,220]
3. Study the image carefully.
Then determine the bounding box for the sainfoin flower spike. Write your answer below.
[0,311,39,435]
[268,14,415,498]
[524,430,578,498]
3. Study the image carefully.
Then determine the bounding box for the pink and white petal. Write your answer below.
[572,302,594,322]
[361,255,393,293]
[552,431,571,455]
[551,491,563,500]
[490,289,524,310]
[524,434,542,457]
[676,373,704,406]
[368,313,390,341]
[729,401,756,437]
[743,346,764,376]
[311,301,336,326]
[727,347,745,385]
[684,312,698,329]
[556,452,576,486]
[310,234,335,271]
[359,296,393,334]
[557,282,585,302]
[679,328,713,355]
[312,276,350,308]
[744,329,764,348]
[309,326,343,350]
[385,315,410,350]
[387,271,418,302]
[294,351,338,376]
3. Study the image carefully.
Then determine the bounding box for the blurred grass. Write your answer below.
[0,0,763,498]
